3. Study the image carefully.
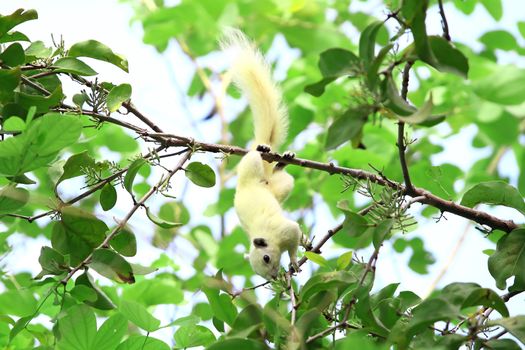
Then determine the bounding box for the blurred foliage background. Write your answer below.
[0,0,525,349]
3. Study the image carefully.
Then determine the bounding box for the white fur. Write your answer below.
[222,29,302,280]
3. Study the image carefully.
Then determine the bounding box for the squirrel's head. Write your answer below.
[249,238,281,280]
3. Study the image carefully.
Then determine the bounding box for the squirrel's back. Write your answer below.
[220,28,288,150]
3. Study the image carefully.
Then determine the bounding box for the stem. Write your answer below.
[437,0,451,41]
[398,61,414,194]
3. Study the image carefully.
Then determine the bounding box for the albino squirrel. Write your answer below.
[220,29,303,280]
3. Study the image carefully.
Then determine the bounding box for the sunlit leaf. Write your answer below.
[52,57,97,76]
[460,181,525,216]
[69,39,129,72]
[174,325,215,348]
[120,299,160,332]
[106,83,132,112]
[185,162,216,187]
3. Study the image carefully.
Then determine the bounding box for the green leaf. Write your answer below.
[367,44,393,90]
[124,158,147,194]
[460,181,525,216]
[52,207,108,265]
[489,316,525,344]
[89,248,135,284]
[120,299,160,332]
[488,228,525,290]
[52,57,97,76]
[383,76,417,116]
[116,335,170,350]
[3,116,25,131]
[407,298,459,336]
[0,289,37,317]
[203,288,237,326]
[69,40,129,72]
[300,270,359,301]
[17,85,64,112]
[480,0,503,20]
[130,263,158,276]
[37,246,67,276]
[397,93,434,124]
[404,0,435,64]
[75,272,116,310]
[122,278,183,306]
[110,228,137,257]
[206,338,267,350]
[24,40,52,59]
[480,30,518,51]
[0,66,20,103]
[304,252,330,268]
[318,48,359,78]
[0,113,82,176]
[393,237,435,274]
[0,184,29,215]
[325,107,369,150]
[106,83,132,112]
[359,21,383,66]
[8,315,32,343]
[428,36,469,78]
[70,285,97,303]
[0,42,25,66]
[0,31,29,44]
[473,65,525,105]
[483,339,521,350]
[462,288,509,317]
[304,48,359,96]
[7,173,35,185]
[56,304,96,350]
[0,9,38,38]
[185,162,216,188]
[92,314,127,350]
[304,77,337,97]
[518,22,525,39]
[100,183,117,211]
[56,151,96,186]
[146,206,183,229]
[174,325,215,348]
[337,251,353,270]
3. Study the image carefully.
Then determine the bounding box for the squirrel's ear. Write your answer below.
[253,238,267,248]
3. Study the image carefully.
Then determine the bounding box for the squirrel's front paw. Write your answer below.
[289,261,302,274]
[282,151,295,159]
[256,144,271,153]
[301,235,313,251]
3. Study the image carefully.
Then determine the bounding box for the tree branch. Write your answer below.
[140,131,519,233]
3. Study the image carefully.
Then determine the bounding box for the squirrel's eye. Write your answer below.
[263,255,270,263]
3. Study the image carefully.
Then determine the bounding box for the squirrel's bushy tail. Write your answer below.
[220,28,288,150]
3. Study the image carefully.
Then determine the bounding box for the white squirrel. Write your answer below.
[220,29,303,280]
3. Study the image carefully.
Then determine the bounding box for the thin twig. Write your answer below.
[437,0,451,41]
[398,61,415,194]
[286,273,297,325]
